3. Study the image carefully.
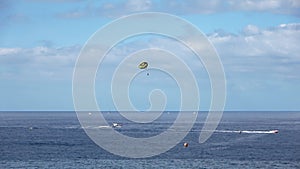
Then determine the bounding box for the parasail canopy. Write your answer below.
[138,61,148,69]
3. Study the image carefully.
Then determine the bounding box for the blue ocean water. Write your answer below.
[0,111,299,168]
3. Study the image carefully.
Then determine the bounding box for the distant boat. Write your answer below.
[270,130,279,134]
[112,123,122,128]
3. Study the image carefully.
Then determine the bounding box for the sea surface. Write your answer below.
[0,111,299,169]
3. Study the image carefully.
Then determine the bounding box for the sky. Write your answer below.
[0,0,300,111]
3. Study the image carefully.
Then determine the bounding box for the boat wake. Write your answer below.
[215,130,279,134]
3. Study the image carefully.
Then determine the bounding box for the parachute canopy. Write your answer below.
[138,61,148,69]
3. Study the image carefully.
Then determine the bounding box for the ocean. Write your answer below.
[0,111,299,168]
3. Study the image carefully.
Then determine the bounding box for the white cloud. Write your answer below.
[229,0,281,11]
[0,48,22,55]
[0,45,80,80]
[228,0,300,16]
[125,0,152,12]
[56,9,86,19]
[243,25,260,35]
[210,23,300,81]
[56,0,154,19]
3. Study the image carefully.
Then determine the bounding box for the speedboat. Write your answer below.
[112,122,122,128]
[271,130,279,133]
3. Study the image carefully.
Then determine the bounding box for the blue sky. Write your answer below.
[0,0,300,111]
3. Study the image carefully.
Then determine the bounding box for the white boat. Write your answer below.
[270,129,279,134]
[112,123,122,128]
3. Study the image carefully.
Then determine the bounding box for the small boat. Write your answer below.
[270,130,279,134]
[112,123,122,128]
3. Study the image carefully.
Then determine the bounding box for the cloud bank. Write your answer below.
[1,21,299,110]
[210,23,300,80]
[0,45,80,80]
[1,23,299,86]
